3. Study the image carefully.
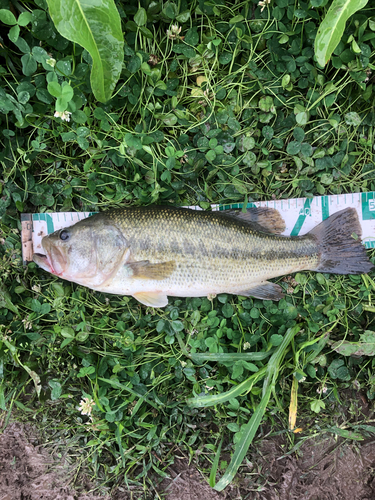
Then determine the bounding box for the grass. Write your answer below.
[1,0,375,493]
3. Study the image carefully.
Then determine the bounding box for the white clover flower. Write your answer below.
[54,110,71,122]
[32,284,41,294]
[180,360,187,367]
[258,0,271,12]
[78,397,95,416]
[243,342,251,350]
[22,318,32,330]
[46,58,56,67]
[167,24,182,39]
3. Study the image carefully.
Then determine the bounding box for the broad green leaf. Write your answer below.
[0,9,17,25]
[345,111,361,126]
[206,150,216,162]
[61,326,75,338]
[296,111,309,125]
[0,285,19,314]
[46,0,124,102]
[139,26,153,38]
[18,11,32,26]
[314,0,369,66]
[77,366,95,377]
[330,330,375,356]
[48,81,62,97]
[229,14,244,24]
[61,83,74,101]
[8,25,20,43]
[21,54,37,76]
[176,10,190,22]
[185,28,199,46]
[311,399,325,413]
[134,7,147,26]
[48,380,62,400]
[14,36,30,53]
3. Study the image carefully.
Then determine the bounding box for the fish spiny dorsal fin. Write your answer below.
[128,260,176,280]
[221,207,286,234]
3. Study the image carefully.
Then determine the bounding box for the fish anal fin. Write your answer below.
[237,281,284,301]
[224,207,285,234]
[128,260,175,280]
[133,291,168,308]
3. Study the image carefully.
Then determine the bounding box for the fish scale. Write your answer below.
[104,207,319,290]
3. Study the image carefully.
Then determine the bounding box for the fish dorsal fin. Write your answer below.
[237,281,284,301]
[128,260,175,281]
[133,291,168,307]
[223,207,285,234]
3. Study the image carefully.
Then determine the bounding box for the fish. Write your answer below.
[32,206,373,308]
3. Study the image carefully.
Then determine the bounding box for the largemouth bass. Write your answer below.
[33,206,373,307]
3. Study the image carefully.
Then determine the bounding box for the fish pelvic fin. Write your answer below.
[128,260,176,280]
[133,291,168,307]
[236,281,284,301]
[309,207,373,275]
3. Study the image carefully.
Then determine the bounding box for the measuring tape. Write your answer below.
[21,191,375,264]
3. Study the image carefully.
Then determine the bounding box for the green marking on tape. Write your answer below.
[361,192,375,221]
[321,196,329,220]
[32,213,55,234]
[290,198,312,236]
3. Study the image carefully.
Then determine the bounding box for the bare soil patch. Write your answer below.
[255,435,375,500]
[0,421,101,500]
[160,457,235,500]
[2,417,375,499]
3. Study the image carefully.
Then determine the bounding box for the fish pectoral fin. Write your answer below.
[237,281,284,301]
[133,291,168,308]
[128,260,175,281]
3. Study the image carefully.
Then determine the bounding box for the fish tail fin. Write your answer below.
[309,208,373,275]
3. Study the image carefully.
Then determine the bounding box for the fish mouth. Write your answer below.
[33,250,65,276]
[33,252,54,273]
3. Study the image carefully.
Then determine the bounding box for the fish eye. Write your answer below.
[59,230,70,241]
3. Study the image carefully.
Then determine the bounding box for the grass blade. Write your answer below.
[213,325,300,491]
[288,376,298,431]
[187,366,267,408]
[209,437,223,487]
[190,350,274,363]
[214,385,273,491]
